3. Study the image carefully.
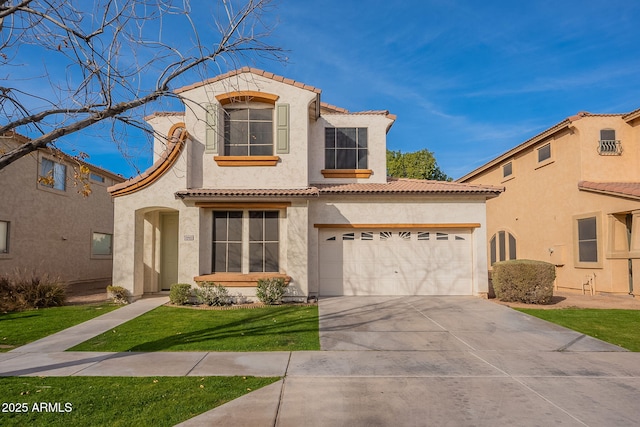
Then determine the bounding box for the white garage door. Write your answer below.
[319,229,472,296]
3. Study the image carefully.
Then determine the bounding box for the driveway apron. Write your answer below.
[275,296,640,426]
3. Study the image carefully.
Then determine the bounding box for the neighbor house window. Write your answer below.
[0,220,9,254]
[577,216,598,263]
[502,162,513,178]
[537,143,551,163]
[213,211,279,273]
[92,232,113,256]
[490,230,517,265]
[325,127,368,169]
[90,172,105,183]
[598,129,622,155]
[40,158,66,191]
[223,107,273,156]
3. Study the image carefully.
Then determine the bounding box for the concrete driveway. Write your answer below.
[273,296,640,426]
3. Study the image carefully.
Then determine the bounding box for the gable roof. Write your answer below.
[173,67,322,95]
[578,181,640,201]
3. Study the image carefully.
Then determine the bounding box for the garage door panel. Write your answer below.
[319,229,472,296]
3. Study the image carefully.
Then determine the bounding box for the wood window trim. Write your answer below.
[194,272,291,287]
[314,223,480,229]
[321,169,372,179]
[214,156,280,167]
[215,91,279,106]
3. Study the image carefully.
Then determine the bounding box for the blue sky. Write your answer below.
[51,0,640,179]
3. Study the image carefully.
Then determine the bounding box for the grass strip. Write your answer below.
[0,304,121,352]
[70,305,320,352]
[516,308,640,351]
[0,376,279,427]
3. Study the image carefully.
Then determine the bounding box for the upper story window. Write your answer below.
[39,158,66,191]
[90,172,105,183]
[224,107,273,156]
[325,127,368,169]
[598,129,622,155]
[537,143,551,163]
[502,162,513,178]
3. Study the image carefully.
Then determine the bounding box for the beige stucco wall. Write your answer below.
[463,115,640,294]
[0,136,122,285]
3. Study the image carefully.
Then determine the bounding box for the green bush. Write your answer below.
[106,285,129,305]
[169,283,192,305]
[195,282,230,306]
[256,278,287,305]
[492,259,555,304]
[0,272,67,311]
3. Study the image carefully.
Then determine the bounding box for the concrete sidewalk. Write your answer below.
[2,295,640,426]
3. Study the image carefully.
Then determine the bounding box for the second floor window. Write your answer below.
[224,107,273,156]
[325,127,368,169]
[598,129,622,155]
[40,158,66,191]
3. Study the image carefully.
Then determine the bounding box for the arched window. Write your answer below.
[490,231,516,265]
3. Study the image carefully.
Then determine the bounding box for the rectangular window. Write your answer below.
[0,220,9,254]
[212,211,279,273]
[598,129,622,155]
[577,217,598,263]
[224,108,273,156]
[90,172,105,183]
[92,232,113,256]
[502,162,513,178]
[40,158,67,191]
[537,143,551,163]
[325,127,368,169]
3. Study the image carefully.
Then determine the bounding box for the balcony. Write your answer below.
[598,140,622,155]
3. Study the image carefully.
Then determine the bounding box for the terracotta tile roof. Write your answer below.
[173,67,322,95]
[320,102,397,121]
[578,181,640,200]
[315,177,503,196]
[143,111,185,121]
[624,106,640,123]
[175,188,319,198]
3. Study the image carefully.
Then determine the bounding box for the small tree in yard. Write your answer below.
[0,0,284,176]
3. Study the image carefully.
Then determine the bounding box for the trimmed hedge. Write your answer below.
[492,259,555,304]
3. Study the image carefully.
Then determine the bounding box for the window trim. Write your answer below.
[535,142,554,169]
[573,213,603,268]
[0,220,10,257]
[223,105,275,157]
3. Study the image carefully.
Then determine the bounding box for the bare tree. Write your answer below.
[0,0,284,172]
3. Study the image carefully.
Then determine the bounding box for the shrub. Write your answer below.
[0,272,67,311]
[256,278,287,305]
[492,259,555,304]
[169,283,192,305]
[106,285,129,305]
[195,282,230,306]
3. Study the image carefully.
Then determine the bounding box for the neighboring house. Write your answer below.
[0,131,125,286]
[109,67,502,300]
[459,108,640,295]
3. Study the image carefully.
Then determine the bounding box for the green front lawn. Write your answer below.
[0,304,120,352]
[70,305,320,352]
[0,376,279,427]
[516,308,640,351]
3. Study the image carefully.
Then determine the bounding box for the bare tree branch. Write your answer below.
[0,0,284,172]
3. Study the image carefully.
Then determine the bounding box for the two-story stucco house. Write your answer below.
[0,131,124,286]
[459,108,640,295]
[109,68,502,300]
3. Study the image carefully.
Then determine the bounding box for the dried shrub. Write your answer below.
[0,271,67,311]
[106,285,129,305]
[492,259,555,304]
[195,282,230,306]
[169,283,192,305]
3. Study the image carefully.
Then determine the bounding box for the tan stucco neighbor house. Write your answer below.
[459,108,640,295]
[109,68,502,301]
[0,131,124,286]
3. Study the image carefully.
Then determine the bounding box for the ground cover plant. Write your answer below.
[70,305,320,352]
[0,376,278,427]
[0,304,120,352]
[516,308,640,351]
